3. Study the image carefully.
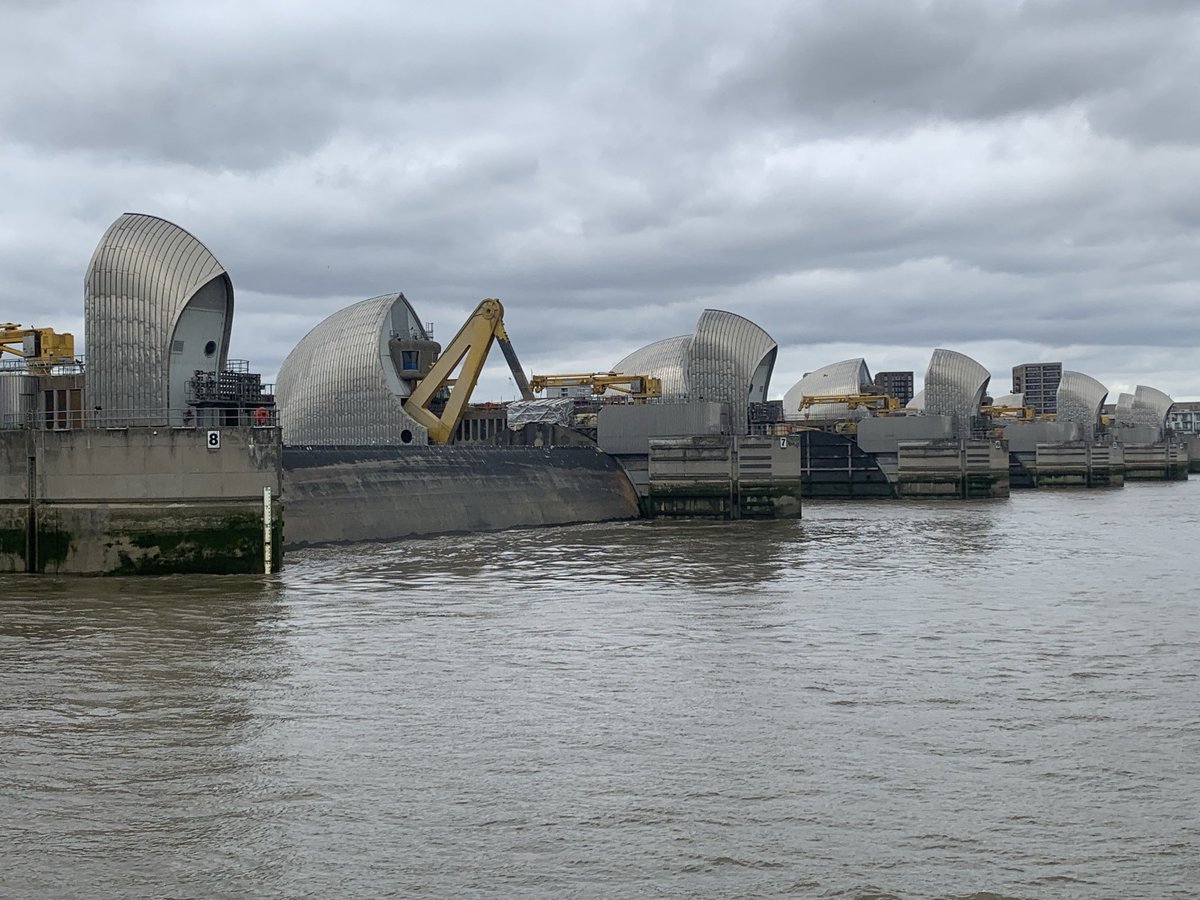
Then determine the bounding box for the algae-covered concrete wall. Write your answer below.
[281,444,640,547]
[0,427,282,574]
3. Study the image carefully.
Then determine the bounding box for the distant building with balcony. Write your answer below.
[1012,362,1062,415]
[1167,400,1200,433]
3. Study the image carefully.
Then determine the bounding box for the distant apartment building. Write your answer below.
[873,371,914,407]
[1167,400,1200,433]
[1012,362,1062,415]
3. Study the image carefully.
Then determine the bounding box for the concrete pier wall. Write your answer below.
[1181,434,1200,473]
[281,444,641,546]
[1009,441,1125,488]
[1123,442,1190,481]
[0,427,282,574]
[895,439,1009,499]
[646,435,802,519]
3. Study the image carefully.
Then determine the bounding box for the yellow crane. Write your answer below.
[528,372,662,400]
[981,404,1035,420]
[795,393,900,415]
[402,298,534,444]
[0,323,75,373]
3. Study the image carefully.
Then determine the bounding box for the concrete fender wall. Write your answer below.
[280,444,641,547]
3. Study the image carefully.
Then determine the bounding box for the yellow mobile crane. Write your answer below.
[402,298,534,444]
[528,372,662,400]
[0,323,75,373]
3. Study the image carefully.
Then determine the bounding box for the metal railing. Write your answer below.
[0,355,86,375]
[2,405,279,431]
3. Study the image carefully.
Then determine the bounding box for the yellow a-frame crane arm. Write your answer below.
[402,298,533,444]
[0,323,75,372]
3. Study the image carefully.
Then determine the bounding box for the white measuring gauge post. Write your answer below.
[263,486,274,574]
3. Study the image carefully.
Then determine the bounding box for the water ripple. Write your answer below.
[2,481,1199,897]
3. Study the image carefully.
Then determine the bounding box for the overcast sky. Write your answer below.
[3,0,1199,402]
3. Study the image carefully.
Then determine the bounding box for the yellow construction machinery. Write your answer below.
[0,323,75,373]
[795,393,900,416]
[402,298,534,444]
[981,404,1035,420]
[529,372,662,400]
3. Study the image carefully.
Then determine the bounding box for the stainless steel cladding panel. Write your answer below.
[906,389,925,410]
[84,213,232,421]
[1131,385,1173,435]
[0,373,36,426]
[613,335,691,399]
[1056,371,1108,433]
[1115,392,1135,427]
[922,349,991,436]
[781,358,872,421]
[685,309,777,434]
[276,293,429,446]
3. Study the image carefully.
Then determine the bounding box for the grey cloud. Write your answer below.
[3,0,1200,400]
[713,0,1200,141]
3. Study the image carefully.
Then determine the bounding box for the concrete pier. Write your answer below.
[1009,441,1125,488]
[1123,442,1190,481]
[1180,434,1200,474]
[894,439,1010,499]
[647,435,803,519]
[0,427,282,574]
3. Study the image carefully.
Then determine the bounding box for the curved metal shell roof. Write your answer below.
[906,389,925,411]
[276,293,430,445]
[922,349,990,433]
[613,334,690,399]
[1131,385,1173,432]
[612,309,777,432]
[782,358,872,422]
[687,309,777,430]
[84,212,232,419]
[1115,392,1135,427]
[992,392,1024,408]
[1056,371,1108,431]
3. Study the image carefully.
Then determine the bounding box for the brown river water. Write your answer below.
[2,481,1198,898]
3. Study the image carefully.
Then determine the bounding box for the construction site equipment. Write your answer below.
[529,372,662,400]
[403,298,534,444]
[0,323,75,373]
[795,393,900,415]
[981,404,1035,420]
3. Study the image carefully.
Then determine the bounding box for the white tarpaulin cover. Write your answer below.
[506,398,575,429]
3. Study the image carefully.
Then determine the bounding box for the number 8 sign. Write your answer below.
[207,430,221,450]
